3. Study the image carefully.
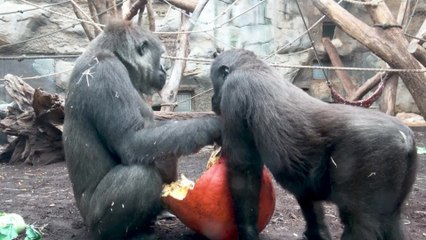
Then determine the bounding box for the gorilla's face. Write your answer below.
[210,64,229,115]
[109,25,167,95]
[131,31,167,94]
[210,49,259,115]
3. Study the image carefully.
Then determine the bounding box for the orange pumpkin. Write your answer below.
[162,156,276,240]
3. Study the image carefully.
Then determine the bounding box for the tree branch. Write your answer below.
[125,0,147,21]
[70,1,95,40]
[165,0,197,13]
[380,74,398,115]
[312,0,426,117]
[322,37,356,97]
[160,0,210,112]
[88,0,101,35]
[407,19,426,67]
[146,0,156,31]
[71,0,103,35]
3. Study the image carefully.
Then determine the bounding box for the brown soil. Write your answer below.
[1,129,425,240]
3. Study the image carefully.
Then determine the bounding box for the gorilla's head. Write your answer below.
[210,49,259,115]
[98,20,167,94]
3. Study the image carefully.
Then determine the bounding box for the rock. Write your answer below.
[0,2,51,51]
[55,60,75,92]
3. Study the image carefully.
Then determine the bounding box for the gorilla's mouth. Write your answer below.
[152,77,166,92]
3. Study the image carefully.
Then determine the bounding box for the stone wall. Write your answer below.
[0,0,424,112]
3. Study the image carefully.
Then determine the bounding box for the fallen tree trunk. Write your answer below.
[0,75,64,165]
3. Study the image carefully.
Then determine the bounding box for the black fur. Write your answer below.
[210,49,417,240]
[63,20,220,240]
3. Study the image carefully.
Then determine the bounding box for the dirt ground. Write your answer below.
[0,128,425,240]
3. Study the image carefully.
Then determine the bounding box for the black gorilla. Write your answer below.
[63,20,220,240]
[210,49,417,240]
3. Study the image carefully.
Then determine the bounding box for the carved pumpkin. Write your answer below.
[162,156,276,240]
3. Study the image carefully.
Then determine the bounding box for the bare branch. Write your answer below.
[408,19,426,67]
[70,1,95,40]
[93,0,109,24]
[88,0,102,35]
[350,73,391,101]
[165,0,197,13]
[146,0,156,31]
[160,0,210,112]
[107,0,118,17]
[71,0,103,34]
[125,0,147,21]
[380,74,398,115]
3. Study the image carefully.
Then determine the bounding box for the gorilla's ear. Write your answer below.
[136,40,149,56]
[218,65,230,79]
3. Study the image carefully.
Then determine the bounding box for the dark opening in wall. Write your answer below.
[322,21,336,39]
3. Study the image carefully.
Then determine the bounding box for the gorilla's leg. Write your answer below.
[381,214,407,240]
[296,198,331,240]
[86,165,163,240]
[340,209,407,240]
[331,142,416,240]
[339,210,380,240]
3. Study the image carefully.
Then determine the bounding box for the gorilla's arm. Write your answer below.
[220,80,263,239]
[117,117,220,165]
[84,56,220,165]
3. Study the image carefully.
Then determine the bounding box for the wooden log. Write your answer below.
[312,0,426,117]
[165,0,197,13]
[154,111,215,121]
[322,37,356,97]
[160,13,189,112]
[407,19,426,67]
[380,74,399,115]
[137,6,145,25]
[407,19,426,49]
[350,72,387,101]
[93,0,109,24]
[0,75,65,165]
[88,0,102,36]
[107,0,118,17]
[72,0,103,33]
[146,0,156,31]
[408,44,426,67]
[70,0,96,40]
[396,0,412,28]
[33,89,64,125]
[3,74,34,112]
[379,0,411,115]
[124,0,147,21]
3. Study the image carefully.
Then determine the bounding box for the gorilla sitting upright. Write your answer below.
[63,20,220,240]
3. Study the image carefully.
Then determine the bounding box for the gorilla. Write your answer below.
[63,20,220,240]
[210,49,417,240]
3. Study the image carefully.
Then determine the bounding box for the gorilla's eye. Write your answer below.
[136,41,148,56]
[221,66,229,78]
